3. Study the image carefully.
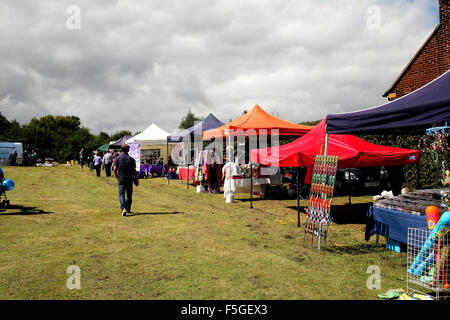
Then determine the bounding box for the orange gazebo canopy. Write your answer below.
[202,105,313,140]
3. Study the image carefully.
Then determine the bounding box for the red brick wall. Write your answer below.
[387,0,450,99]
[440,0,450,73]
[391,30,441,97]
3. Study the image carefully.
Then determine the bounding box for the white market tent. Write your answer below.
[126,123,170,146]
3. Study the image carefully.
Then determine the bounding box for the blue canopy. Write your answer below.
[167,113,225,143]
[326,70,450,135]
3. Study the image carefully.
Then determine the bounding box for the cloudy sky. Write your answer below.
[0,0,440,134]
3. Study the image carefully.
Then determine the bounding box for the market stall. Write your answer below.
[326,70,450,135]
[109,135,134,149]
[325,69,450,256]
[167,113,225,143]
[251,118,420,231]
[202,105,312,140]
[95,143,109,153]
[202,105,312,202]
[178,165,196,181]
[139,164,166,178]
[167,113,225,185]
[251,118,420,182]
[365,189,445,245]
[220,160,282,203]
[126,123,173,165]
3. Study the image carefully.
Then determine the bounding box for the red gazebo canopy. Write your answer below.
[251,118,420,172]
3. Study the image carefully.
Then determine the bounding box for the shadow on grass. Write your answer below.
[0,204,52,215]
[324,243,387,255]
[236,197,265,203]
[129,211,184,216]
[286,203,371,225]
[330,203,371,224]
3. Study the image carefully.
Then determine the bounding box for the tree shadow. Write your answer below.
[128,211,184,216]
[0,204,52,215]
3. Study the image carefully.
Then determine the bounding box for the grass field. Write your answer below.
[0,166,406,300]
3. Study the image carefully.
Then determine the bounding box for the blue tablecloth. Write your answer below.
[365,206,427,244]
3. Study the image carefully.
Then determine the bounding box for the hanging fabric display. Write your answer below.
[304,155,339,250]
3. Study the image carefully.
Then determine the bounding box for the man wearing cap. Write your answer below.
[113,144,139,216]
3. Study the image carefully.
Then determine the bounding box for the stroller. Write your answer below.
[0,168,10,208]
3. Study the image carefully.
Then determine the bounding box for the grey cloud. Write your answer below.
[0,0,440,134]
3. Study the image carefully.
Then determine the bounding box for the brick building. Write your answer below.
[383,0,450,100]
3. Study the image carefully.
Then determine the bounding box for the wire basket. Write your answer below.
[407,227,450,300]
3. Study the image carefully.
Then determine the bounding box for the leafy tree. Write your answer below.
[179,109,203,129]
[0,112,11,134]
[85,131,111,152]
[0,113,138,161]
[299,119,322,126]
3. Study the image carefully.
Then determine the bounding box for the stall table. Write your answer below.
[178,166,196,181]
[148,165,166,176]
[140,164,166,177]
[233,175,282,194]
[365,206,427,244]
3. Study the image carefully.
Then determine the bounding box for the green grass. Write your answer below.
[0,166,406,299]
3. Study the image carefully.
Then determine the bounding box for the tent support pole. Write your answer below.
[250,163,253,209]
[187,164,189,189]
[318,130,329,251]
[167,140,170,185]
[297,167,300,228]
[348,168,352,205]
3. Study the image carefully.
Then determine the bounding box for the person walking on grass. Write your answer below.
[113,144,139,216]
[79,148,85,170]
[102,149,113,177]
[93,152,102,177]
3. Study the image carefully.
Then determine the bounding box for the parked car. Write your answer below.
[283,166,383,198]
[335,167,382,196]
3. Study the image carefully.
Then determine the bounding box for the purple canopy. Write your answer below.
[167,113,225,143]
[326,70,450,135]
[109,135,134,149]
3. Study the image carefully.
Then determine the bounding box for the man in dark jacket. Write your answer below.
[113,144,139,216]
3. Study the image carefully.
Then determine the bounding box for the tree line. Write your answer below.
[0,109,204,162]
[0,112,133,161]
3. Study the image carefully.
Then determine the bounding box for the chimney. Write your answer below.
[439,0,450,72]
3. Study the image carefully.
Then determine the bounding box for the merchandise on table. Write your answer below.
[373,189,445,215]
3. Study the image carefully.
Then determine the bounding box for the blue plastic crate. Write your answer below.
[386,238,402,253]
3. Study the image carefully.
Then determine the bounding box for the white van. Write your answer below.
[0,142,24,166]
